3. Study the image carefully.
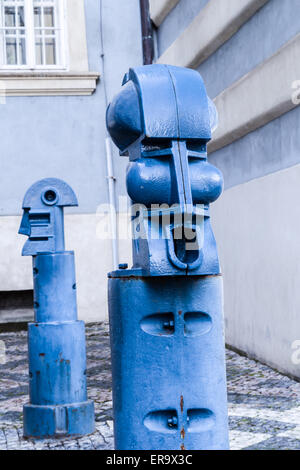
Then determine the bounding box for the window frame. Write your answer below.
[0,0,99,97]
[0,0,68,71]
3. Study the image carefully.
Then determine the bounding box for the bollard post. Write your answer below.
[19,178,94,438]
[106,65,229,450]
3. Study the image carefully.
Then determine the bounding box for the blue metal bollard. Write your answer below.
[106,65,229,450]
[19,178,94,438]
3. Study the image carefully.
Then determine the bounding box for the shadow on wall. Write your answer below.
[0,290,33,330]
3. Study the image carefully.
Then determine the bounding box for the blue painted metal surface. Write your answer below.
[106,65,229,450]
[19,178,94,438]
[109,275,228,450]
[107,65,223,277]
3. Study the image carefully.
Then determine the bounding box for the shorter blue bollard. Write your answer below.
[19,178,94,438]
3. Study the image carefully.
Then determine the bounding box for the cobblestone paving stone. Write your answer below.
[1,323,300,450]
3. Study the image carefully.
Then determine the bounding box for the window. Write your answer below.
[0,0,65,69]
[0,0,99,96]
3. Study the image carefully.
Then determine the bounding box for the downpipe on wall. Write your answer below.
[140,0,154,65]
[105,137,119,270]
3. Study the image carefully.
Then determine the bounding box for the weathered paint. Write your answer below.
[107,65,223,277]
[106,65,228,449]
[108,275,229,450]
[20,179,94,438]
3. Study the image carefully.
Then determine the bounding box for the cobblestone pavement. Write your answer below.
[1,323,300,450]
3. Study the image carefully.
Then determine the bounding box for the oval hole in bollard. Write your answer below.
[144,410,178,433]
[184,312,212,337]
[167,224,204,271]
[140,313,175,336]
[173,229,199,265]
[187,409,215,433]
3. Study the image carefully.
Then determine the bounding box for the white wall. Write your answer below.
[212,163,300,378]
[0,213,132,323]
[0,0,142,323]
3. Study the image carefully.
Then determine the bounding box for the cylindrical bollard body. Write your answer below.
[27,321,88,406]
[108,274,228,450]
[23,252,94,438]
[33,252,77,323]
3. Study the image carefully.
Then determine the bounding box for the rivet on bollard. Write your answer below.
[168,416,178,428]
[118,264,128,270]
[163,320,174,330]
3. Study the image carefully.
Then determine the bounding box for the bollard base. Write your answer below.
[23,400,95,439]
[108,274,229,450]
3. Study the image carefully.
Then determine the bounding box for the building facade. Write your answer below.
[151,0,300,378]
[0,0,142,324]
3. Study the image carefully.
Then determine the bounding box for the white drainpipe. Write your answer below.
[105,137,119,270]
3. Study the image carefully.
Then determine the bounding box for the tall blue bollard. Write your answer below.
[106,65,229,450]
[19,178,94,438]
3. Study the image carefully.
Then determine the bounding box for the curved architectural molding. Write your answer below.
[150,0,180,27]
[0,72,99,96]
[209,33,300,153]
[157,0,269,68]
